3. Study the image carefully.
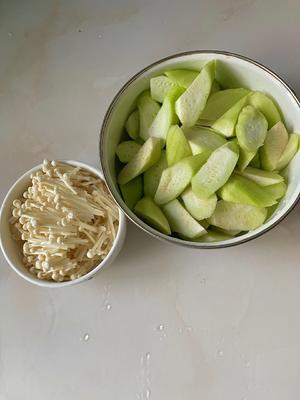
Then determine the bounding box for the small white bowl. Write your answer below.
[100,50,300,248]
[0,160,127,287]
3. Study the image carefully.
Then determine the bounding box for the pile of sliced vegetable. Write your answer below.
[116,60,299,242]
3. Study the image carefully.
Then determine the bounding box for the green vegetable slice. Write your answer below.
[135,197,171,235]
[200,220,210,229]
[249,151,261,168]
[116,141,141,163]
[211,95,248,137]
[276,133,299,171]
[213,227,242,236]
[144,151,168,198]
[148,86,184,141]
[150,76,177,103]
[120,176,143,210]
[137,91,160,141]
[208,200,267,231]
[236,105,268,152]
[181,186,217,220]
[154,152,211,205]
[166,125,192,166]
[200,88,250,122]
[237,147,256,171]
[236,166,283,186]
[210,80,221,94]
[218,174,278,207]
[266,203,278,219]
[191,142,239,199]
[260,121,289,171]
[165,69,199,88]
[263,181,287,200]
[162,199,207,238]
[175,61,215,127]
[194,230,232,242]
[249,91,281,128]
[118,137,161,184]
[182,126,226,155]
[125,110,139,140]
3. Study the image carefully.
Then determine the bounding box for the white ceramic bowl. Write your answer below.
[100,50,300,248]
[0,161,127,287]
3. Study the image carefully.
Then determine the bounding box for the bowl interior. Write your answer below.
[0,161,125,286]
[101,51,300,248]
[0,172,34,280]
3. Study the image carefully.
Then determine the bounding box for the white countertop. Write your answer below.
[1,1,300,399]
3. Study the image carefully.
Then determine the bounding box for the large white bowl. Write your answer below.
[100,51,300,248]
[0,161,127,287]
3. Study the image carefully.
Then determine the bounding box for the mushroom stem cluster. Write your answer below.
[10,160,119,282]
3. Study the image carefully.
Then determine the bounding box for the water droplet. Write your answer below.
[8,32,13,37]
[145,388,151,399]
[157,324,164,331]
[106,303,112,311]
[185,326,192,332]
[98,34,102,38]
[217,349,224,357]
[245,361,250,368]
[81,333,89,341]
[145,352,150,361]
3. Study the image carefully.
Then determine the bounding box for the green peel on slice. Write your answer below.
[181,186,217,220]
[154,152,211,205]
[236,166,283,186]
[218,174,277,207]
[210,80,221,94]
[116,141,141,163]
[249,91,281,128]
[200,220,210,229]
[144,151,168,198]
[236,105,268,152]
[120,176,143,210]
[266,203,278,219]
[118,137,161,184]
[125,110,139,140]
[148,86,184,141]
[162,199,207,239]
[208,200,267,231]
[237,147,256,171]
[194,230,232,242]
[260,121,289,171]
[213,227,242,236]
[150,76,177,103]
[166,125,192,166]
[249,151,261,168]
[276,133,299,171]
[182,126,226,155]
[200,88,250,122]
[191,142,239,199]
[135,197,171,235]
[165,69,199,88]
[137,91,160,141]
[175,61,215,127]
[211,95,248,137]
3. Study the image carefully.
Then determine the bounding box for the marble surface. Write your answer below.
[1,1,300,399]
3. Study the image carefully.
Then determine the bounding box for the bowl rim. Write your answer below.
[0,160,126,287]
[99,50,300,249]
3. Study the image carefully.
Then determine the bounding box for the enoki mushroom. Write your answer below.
[10,160,119,282]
